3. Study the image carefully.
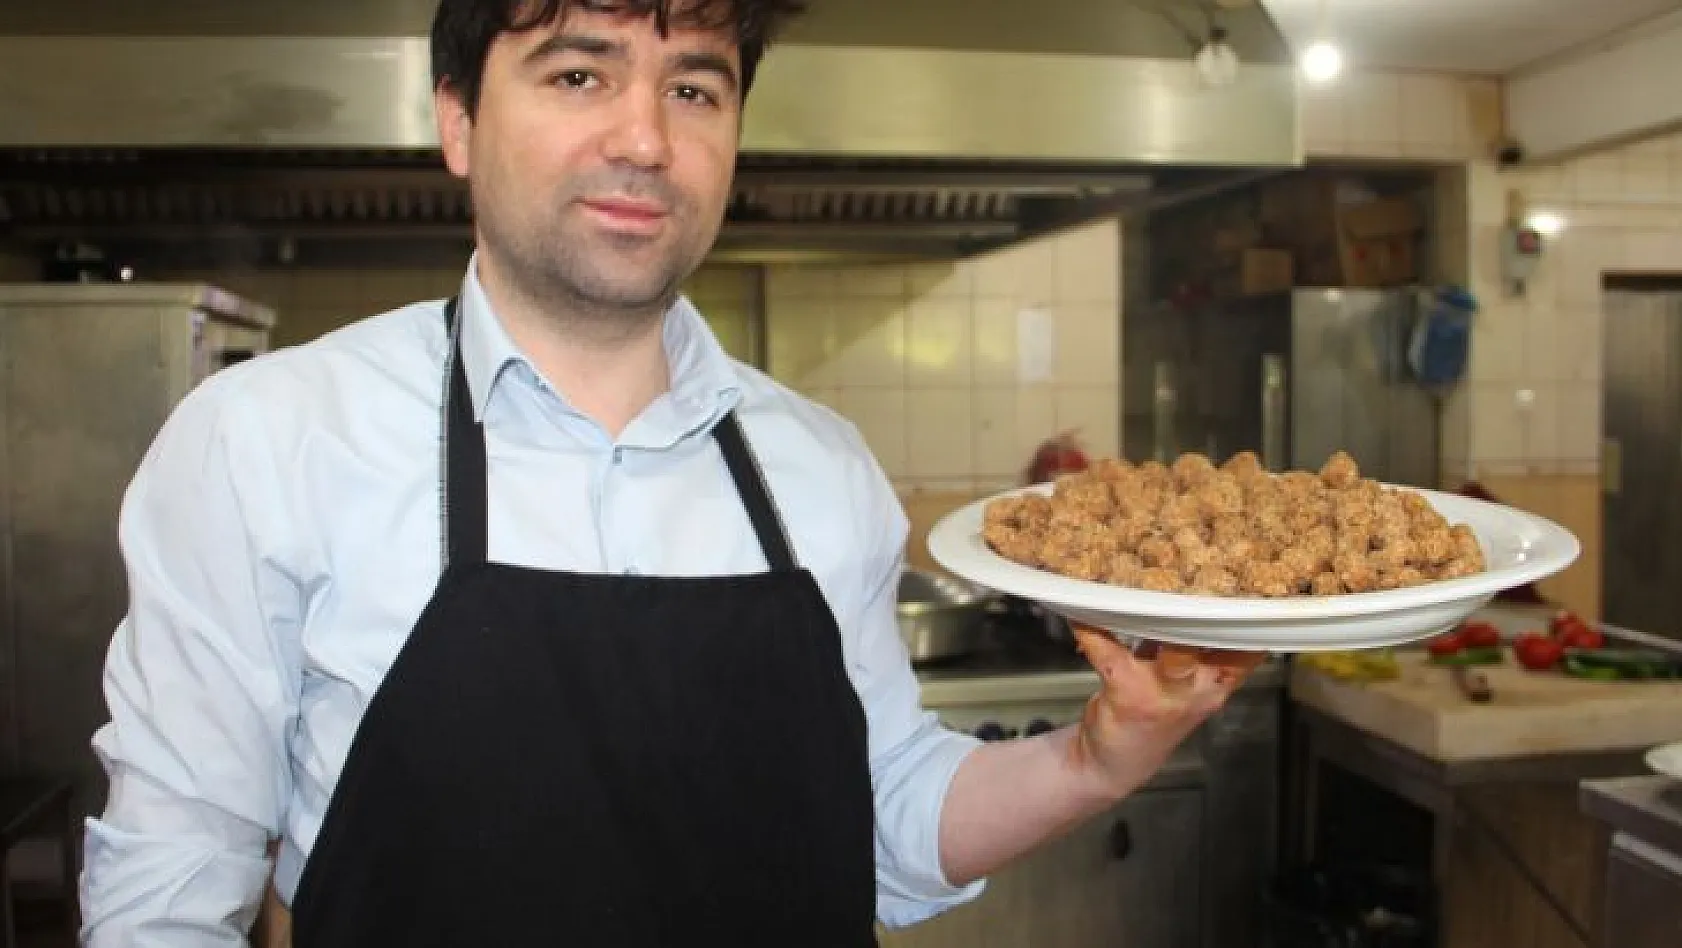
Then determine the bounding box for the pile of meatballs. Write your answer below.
[982,451,1485,598]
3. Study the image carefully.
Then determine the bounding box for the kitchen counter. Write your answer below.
[1582,775,1682,861]
[1580,775,1682,947]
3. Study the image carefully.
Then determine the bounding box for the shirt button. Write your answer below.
[611,447,624,465]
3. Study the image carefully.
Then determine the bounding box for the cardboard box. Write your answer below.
[1239,249,1295,295]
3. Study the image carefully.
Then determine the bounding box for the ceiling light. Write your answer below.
[1525,211,1567,236]
[1195,27,1240,87]
[1301,41,1343,83]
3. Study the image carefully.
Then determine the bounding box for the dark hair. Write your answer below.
[432,0,807,115]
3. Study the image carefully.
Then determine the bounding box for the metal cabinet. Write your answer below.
[879,787,1205,948]
[1602,835,1682,948]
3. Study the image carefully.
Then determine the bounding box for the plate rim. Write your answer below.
[926,482,1582,624]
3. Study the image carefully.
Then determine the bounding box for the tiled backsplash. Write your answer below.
[762,218,1123,494]
[1440,128,1682,479]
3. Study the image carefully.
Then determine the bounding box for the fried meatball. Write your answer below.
[1310,572,1344,596]
[1172,452,1218,489]
[1158,494,1205,534]
[1089,457,1134,482]
[1278,546,1326,586]
[1222,450,1265,481]
[1052,478,1116,519]
[1369,533,1416,572]
[1190,566,1241,597]
[1242,561,1297,598]
[1195,474,1245,520]
[1136,460,1173,488]
[983,523,1042,566]
[1435,558,1482,580]
[1138,536,1180,570]
[1108,552,1145,585]
[1138,567,1185,593]
[1320,450,1361,489]
[1335,552,1381,593]
[1178,543,1224,580]
[1210,514,1251,545]
[1450,525,1485,569]
[1414,527,1456,566]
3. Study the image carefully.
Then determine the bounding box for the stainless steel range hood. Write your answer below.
[0,0,1302,258]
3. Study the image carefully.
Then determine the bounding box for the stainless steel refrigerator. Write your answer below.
[0,283,275,816]
[1126,287,1440,489]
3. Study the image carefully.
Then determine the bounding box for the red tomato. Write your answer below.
[1460,621,1501,649]
[1549,610,1588,639]
[1427,633,1465,657]
[1515,633,1565,671]
[1561,625,1605,650]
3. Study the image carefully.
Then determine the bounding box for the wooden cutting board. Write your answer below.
[1291,649,1682,762]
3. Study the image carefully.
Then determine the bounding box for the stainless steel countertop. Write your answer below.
[1582,774,1682,858]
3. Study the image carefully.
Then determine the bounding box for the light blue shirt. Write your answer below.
[79,260,985,945]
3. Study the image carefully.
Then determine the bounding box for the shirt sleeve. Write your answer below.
[840,428,987,929]
[80,373,302,947]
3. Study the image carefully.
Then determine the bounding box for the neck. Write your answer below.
[474,256,672,438]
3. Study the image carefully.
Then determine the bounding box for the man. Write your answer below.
[79,1,1262,944]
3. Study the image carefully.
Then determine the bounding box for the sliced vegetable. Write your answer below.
[1564,648,1682,680]
[1429,646,1505,667]
[1563,655,1622,681]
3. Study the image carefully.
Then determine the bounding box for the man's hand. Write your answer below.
[1067,624,1267,799]
[937,624,1268,887]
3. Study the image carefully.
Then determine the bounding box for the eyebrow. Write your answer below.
[521,32,741,95]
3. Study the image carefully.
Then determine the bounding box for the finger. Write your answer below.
[1201,649,1268,687]
[1153,645,1202,697]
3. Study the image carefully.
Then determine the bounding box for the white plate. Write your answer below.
[1648,742,1682,781]
[926,483,1581,653]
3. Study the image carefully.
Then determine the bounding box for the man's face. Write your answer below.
[438,6,742,315]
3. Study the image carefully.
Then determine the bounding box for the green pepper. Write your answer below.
[1563,656,1623,681]
[1428,646,1505,667]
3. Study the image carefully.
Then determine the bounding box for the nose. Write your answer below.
[601,83,673,170]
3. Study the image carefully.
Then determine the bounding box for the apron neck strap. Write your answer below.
[440,297,799,573]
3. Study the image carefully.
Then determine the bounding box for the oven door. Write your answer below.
[878,783,1206,948]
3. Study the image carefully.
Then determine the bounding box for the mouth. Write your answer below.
[578,197,671,237]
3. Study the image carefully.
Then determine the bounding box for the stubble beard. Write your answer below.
[474,178,712,347]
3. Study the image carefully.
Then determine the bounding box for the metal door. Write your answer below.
[1603,285,1682,642]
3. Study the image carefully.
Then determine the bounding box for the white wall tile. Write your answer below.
[1526,384,1563,461]
[1471,303,1526,384]
[1055,303,1121,385]
[971,298,1020,385]
[765,264,836,300]
[1016,387,1060,460]
[831,300,906,387]
[839,389,909,477]
[907,259,975,301]
[834,264,909,299]
[906,389,974,477]
[1553,306,1604,383]
[972,388,1022,478]
[906,298,973,387]
[974,238,1058,305]
[1055,220,1122,304]
[1622,230,1682,272]
[1469,384,1529,463]
[1055,387,1120,458]
[1557,382,1602,465]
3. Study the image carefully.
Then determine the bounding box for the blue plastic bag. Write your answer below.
[1407,285,1478,386]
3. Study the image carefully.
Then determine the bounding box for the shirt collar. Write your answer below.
[453,255,743,427]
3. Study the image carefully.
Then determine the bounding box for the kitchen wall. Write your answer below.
[118,261,761,361]
[762,218,1122,496]
[1304,66,1682,618]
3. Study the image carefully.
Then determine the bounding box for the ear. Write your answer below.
[435,81,473,179]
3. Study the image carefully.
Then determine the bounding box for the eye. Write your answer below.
[670,83,721,107]
[554,69,600,90]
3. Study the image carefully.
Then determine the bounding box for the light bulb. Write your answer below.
[1525,211,1567,236]
[1301,41,1343,83]
[1195,40,1240,87]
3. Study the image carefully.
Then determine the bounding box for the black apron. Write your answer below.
[290,299,879,946]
